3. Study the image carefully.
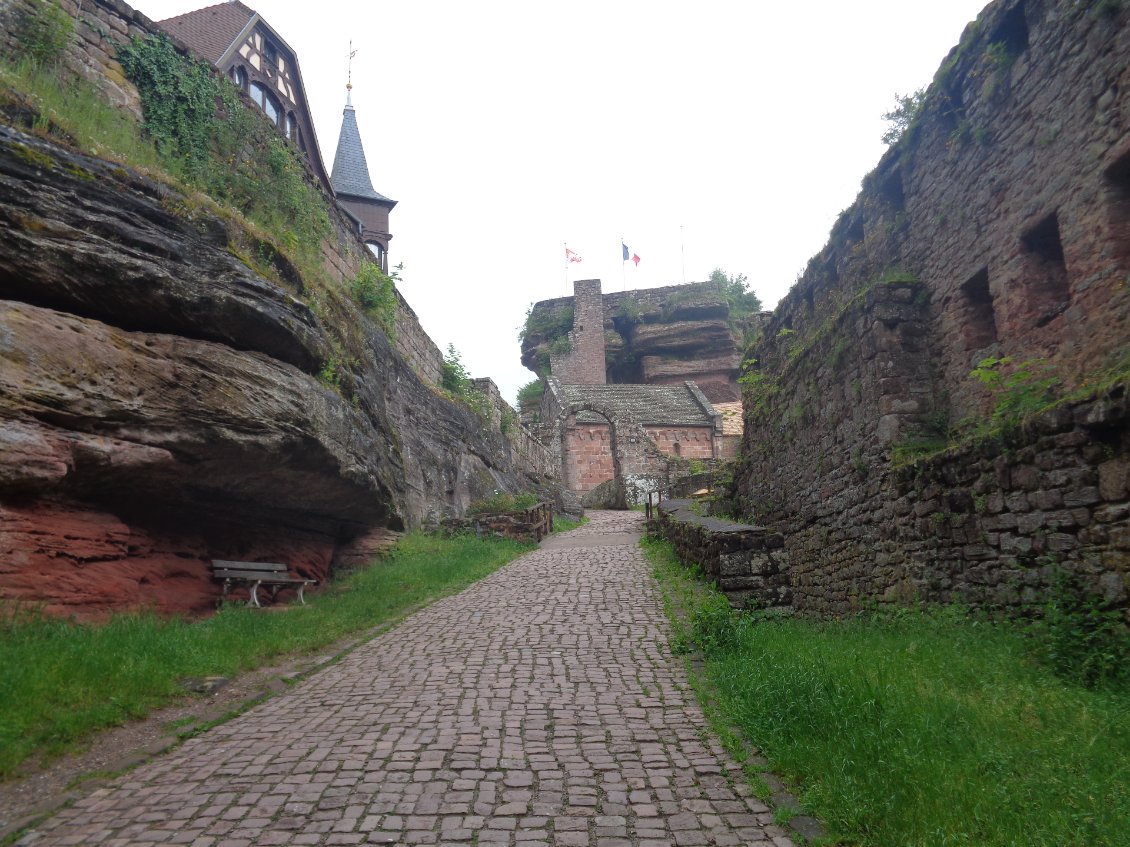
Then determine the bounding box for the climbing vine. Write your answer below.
[117,35,330,261]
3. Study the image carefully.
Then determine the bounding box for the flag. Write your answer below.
[622,242,629,261]
[565,247,582,263]
[632,253,641,266]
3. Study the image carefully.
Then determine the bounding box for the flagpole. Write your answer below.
[680,225,686,284]
[621,236,626,291]
[564,241,568,294]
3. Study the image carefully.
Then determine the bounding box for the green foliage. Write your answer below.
[14,0,73,65]
[350,260,397,335]
[0,531,534,777]
[646,539,1130,847]
[970,356,1061,431]
[499,406,516,435]
[440,344,491,418]
[466,491,540,515]
[519,303,574,344]
[550,335,572,356]
[317,354,343,390]
[117,35,331,263]
[552,514,587,533]
[1031,571,1130,690]
[881,87,926,146]
[516,379,545,409]
[440,343,472,394]
[617,297,643,323]
[709,268,762,317]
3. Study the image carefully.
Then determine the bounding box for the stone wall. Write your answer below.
[652,500,792,612]
[1,0,149,116]
[471,377,559,481]
[440,502,554,543]
[734,0,1130,620]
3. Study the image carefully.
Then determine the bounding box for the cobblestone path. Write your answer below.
[21,511,792,847]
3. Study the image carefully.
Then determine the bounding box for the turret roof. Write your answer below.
[331,102,395,206]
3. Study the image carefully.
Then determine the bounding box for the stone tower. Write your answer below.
[550,279,607,384]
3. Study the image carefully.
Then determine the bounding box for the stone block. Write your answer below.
[1063,486,1102,508]
[1099,459,1130,501]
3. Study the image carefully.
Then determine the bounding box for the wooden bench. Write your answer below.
[211,560,317,607]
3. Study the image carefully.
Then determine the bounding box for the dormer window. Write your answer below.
[250,82,281,126]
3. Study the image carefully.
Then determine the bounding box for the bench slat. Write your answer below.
[210,559,317,608]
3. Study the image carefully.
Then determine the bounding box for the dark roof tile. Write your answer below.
[157,1,255,64]
[560,383,714,426]
[330,105,393,203]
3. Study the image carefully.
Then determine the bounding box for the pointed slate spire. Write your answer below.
[330,86,392,203]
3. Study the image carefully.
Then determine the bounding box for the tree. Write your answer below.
[881,88,926,146]
[441,344,471,394]
[709,268,762,317]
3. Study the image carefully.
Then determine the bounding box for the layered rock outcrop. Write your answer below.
[0,125,550,618]
[521,281,762,403]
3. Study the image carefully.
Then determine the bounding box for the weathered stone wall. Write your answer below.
[734,0,1130,619]
[643,427,715,460]
[0,0,149,116]
[565,423,715,495]
[565,424,616,495]
[652,500,792,612]
[440,502,554,543]
[470,377,559,480]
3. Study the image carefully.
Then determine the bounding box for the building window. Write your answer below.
[367,242,386,269]
[286,112,299,143]
[960,267,998,350]
[250,82,281,126]
[1020,212,1070,328]
[229,65,248,91]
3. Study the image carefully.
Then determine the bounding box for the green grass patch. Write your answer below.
[0,531,533,779]
[552,514,588,533]
[644,537,1130,847]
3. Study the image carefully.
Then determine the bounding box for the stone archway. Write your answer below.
[555,399,667,510]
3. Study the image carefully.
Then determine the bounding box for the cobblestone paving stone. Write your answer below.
[20,511,793,847]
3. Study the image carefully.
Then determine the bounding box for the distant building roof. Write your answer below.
[713,401,744,437]
[331,102,395,205]
[559,383,715,427]
[158,1,255,64]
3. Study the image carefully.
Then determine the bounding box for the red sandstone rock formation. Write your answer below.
[0,124,548,619]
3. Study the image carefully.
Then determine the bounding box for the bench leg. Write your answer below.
[249,580,263,608]
[296,583,307,605]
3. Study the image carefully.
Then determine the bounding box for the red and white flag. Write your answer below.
[565,247,582,263]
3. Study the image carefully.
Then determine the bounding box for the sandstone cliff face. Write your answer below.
[521,281,759,403]
[0,125,541,618]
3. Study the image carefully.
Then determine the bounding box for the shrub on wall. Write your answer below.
[14,0,73,65]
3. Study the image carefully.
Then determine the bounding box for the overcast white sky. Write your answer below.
[139,0,989,405]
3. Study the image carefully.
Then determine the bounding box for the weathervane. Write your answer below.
[346,41,357,104]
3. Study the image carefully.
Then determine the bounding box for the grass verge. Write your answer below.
[643,536,1130,847]
[553,514,588,533]
[0,531,533,779]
